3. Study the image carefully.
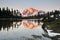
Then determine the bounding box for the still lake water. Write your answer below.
[0,20,60,40]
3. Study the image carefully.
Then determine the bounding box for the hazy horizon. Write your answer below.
[0,0,60,12]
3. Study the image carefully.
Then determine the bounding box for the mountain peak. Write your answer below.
[22,8,45,15]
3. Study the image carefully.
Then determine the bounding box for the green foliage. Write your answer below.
[47,19,60,33]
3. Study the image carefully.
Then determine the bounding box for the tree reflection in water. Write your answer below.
[0,20,60,40]
[0,20,22,31]
[0,20,42,31]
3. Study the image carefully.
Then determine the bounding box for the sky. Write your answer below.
[0,0,60,12]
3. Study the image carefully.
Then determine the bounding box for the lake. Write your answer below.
[0,19,60,40]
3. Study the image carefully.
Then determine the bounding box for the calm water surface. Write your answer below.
[0,20,60,40]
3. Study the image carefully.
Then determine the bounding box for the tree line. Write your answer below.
[0,7,60,21]
[0,7,22,18]
[22,10,60,21]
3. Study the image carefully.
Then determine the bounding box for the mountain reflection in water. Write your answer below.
[0,20,60,40]
[0,20,43,31]
[23,20,41,29]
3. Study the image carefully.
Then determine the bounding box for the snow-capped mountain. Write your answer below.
[22,8,45,16]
